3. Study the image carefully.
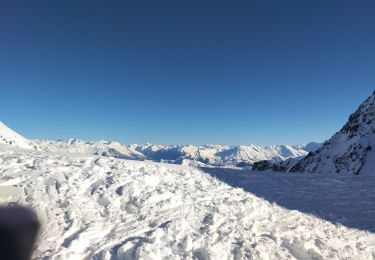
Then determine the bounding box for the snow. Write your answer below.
[290,91,375,175]
[1,145,375,259]
[253,91,375,175]
[32,140,319,168]
[34,139,146,160]
[204,167,375,232]
[0,121,34,150]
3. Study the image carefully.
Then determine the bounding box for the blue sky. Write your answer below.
[0,1,374,145]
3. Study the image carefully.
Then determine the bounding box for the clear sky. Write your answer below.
[0,1,374,145]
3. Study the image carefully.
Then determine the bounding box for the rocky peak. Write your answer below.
[289,91,375,175]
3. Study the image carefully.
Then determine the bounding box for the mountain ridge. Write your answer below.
[0,121,35,150]
[253,90,375,174]
[0,121,321,168]
[32,138,320,167]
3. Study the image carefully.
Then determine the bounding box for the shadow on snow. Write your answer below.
[200,167,375,233]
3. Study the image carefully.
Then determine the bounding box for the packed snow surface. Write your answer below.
[1,145,375,259]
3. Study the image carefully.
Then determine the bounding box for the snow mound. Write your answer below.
[0,121,34,150]
[1,146,375,259]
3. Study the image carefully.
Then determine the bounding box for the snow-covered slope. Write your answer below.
[289,91,375,175]
[0,121,34,150]
[1,145,375,259]
[34,139,146,160]
[33,139,319,168]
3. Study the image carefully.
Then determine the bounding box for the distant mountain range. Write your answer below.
[253,90,375,174]
[0,121,321,168]
[32,139,321,168]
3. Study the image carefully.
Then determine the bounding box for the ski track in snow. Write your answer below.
[1,145,375,259]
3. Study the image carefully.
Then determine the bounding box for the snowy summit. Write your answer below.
[0,121,34,150]
[291,91,375,174]
[253,90,375,175]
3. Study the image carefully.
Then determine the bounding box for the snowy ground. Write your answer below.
[203,168,375,233]
[1,145,375,259]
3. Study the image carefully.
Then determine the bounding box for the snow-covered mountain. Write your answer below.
[32,139,319,167]
[0,121,320,168]
[254,91,375,175]
[34,139,146,160]
[289,91,375,175]
[0,121,35,150]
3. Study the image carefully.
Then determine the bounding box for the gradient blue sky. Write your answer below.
[0,0,374,145]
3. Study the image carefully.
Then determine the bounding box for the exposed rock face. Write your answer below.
[252,158,300,172]
[289,91,375,175]
[252,160,286,172]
